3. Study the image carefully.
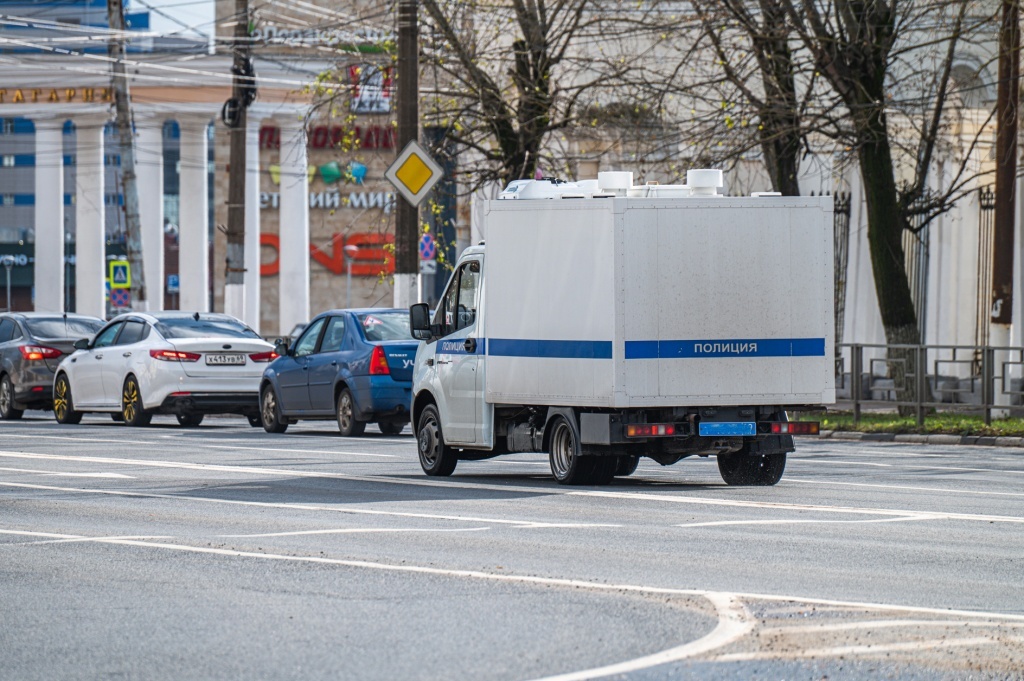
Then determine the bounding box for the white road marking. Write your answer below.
[759,619,1024,635]
[799,460,893,468]
[677,515,943,529]
[526,592,755,681]
[218,527,489,538]
[795,456,1024,476]
[206,444,396,458]
[0,466,133,479]
[0,481,621,529]
[786,476,1024,498]
[0,529,172,545]
[571,489,1024,524]
[716,636,1014,661]
[3,450,1023,526]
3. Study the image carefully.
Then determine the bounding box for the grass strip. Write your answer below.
[796,411,1024,437]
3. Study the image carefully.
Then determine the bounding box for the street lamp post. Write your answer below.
[344,244,359,309]
[1,255,13,311]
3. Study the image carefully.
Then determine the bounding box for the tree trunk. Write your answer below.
[857,109,933,413]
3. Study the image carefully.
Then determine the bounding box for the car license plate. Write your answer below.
[698,421,756,437]
[206,354,246,366]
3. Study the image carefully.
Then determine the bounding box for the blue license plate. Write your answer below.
[698,421,756,437]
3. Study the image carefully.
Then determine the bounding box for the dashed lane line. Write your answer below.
[785,476,1024,498]
[3,450,1024,525]
[0,481,621,530]
[0,466,134,479]
[218,527,490,538]
[677,515,945,529]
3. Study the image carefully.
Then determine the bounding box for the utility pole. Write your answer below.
[394,0,419,307]
[107,0,147,310]
[992,0,1019,414]
[223,0,254,320]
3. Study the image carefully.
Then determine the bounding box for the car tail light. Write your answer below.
[369,345,390,375]
[770,422,820,435]
[625,423,676,438]
[149,349,201,362]
[19,345,62,361]
[249,351,279,362]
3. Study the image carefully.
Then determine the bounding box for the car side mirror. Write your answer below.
[410,303,432,341]
[73,338,90,350]
[274,339,290,357]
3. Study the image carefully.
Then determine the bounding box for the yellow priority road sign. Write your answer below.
[385,140,444,207]
[109,260,131,289]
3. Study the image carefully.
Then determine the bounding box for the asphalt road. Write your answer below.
[1,414,1022,680]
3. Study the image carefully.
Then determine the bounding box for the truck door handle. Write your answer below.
[464,338,476,353]
[426,358,434,367]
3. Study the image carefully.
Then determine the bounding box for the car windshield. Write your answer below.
[154,316,260,339]
[357,312,410,342]
[25,318,104,339]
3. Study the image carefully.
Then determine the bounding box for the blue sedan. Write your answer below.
[259,309,417,435]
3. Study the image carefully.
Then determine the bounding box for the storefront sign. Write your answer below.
[260,233,395,277]
[0,88,113,104]
[259,191,395,213]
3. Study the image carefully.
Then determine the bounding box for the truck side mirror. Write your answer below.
[73,338,90,350]
[274,339,290,357]
[410,303,432,341]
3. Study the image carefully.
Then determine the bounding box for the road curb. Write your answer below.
[814,430,1024,449]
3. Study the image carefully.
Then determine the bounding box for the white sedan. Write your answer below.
[52,312,276,427]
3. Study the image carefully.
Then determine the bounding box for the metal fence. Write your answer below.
[836,342,1024,425]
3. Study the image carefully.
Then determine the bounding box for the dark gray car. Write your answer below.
[0,313,105,419]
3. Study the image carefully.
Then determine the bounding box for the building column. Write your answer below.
[33,118,65,313]
[277,116,309,335]
[75,116,108,319]
[245,116,261,332]
[178,116,210,312]
[137,117,164,310]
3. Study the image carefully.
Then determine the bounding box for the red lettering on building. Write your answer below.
[261,233,395,277]
[258,125,396,151]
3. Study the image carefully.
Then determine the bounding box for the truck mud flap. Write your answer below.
[745,434,795,456]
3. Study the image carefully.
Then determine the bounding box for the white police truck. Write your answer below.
[409,170,834,485]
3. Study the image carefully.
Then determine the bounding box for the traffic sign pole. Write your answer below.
[394,0,419,309]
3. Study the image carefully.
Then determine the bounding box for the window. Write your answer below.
[433,261,480,338]
[92,322,124,349]
[320,317,347,353]
[25,317,103,339]
[293,317,325,357]
[154,316,259,340]
[0,318,13,343]
[2,156,13,167]
[358,311,410,342]
[115,320,148,346]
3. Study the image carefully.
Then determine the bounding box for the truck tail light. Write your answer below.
[770,422,819,435]
[150,349,201,362]
[19,345,62,360]
[249,351,278,362]
[369,345,390,375]
[625,423,676,438]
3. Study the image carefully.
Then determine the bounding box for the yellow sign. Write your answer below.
[0,88,113,104]
[385,140,444,207]
[109,260,131,289]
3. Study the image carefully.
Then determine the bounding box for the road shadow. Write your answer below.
[176,474,557,505]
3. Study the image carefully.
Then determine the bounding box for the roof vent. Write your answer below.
[686,169,723,197]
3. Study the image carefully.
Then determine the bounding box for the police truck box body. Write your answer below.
[409,170,834,485]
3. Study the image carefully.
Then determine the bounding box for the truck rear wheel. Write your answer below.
[417,405,457,476]
[718,450,786,486]
[615,455,640,477]
[548,415,599,485]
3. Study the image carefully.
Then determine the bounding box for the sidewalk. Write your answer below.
[814,430,1024,449]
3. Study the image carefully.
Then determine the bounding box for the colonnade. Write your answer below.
[20,104,311,335]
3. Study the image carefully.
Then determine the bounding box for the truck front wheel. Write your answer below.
[417,405,457,476]
[548,415,599,485]
[717,450,786,486]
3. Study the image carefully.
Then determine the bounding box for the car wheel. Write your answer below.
[335,388,365,437]
[52,373,83,425]
[121,375,152,427]
[379,421,405,435]
[615,455,640,477]
[176,413,204,427]
[548,415,597,485]
[718,450,786,486]
[261,386,288,433]
[416,404,457,476]
[0,375,24,420]
[247,414,262,428]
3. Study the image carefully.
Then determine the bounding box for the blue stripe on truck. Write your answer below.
[488,339,612,359]
[624,338,826,359]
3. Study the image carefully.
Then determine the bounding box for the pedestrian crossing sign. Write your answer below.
[110,260,130,289]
